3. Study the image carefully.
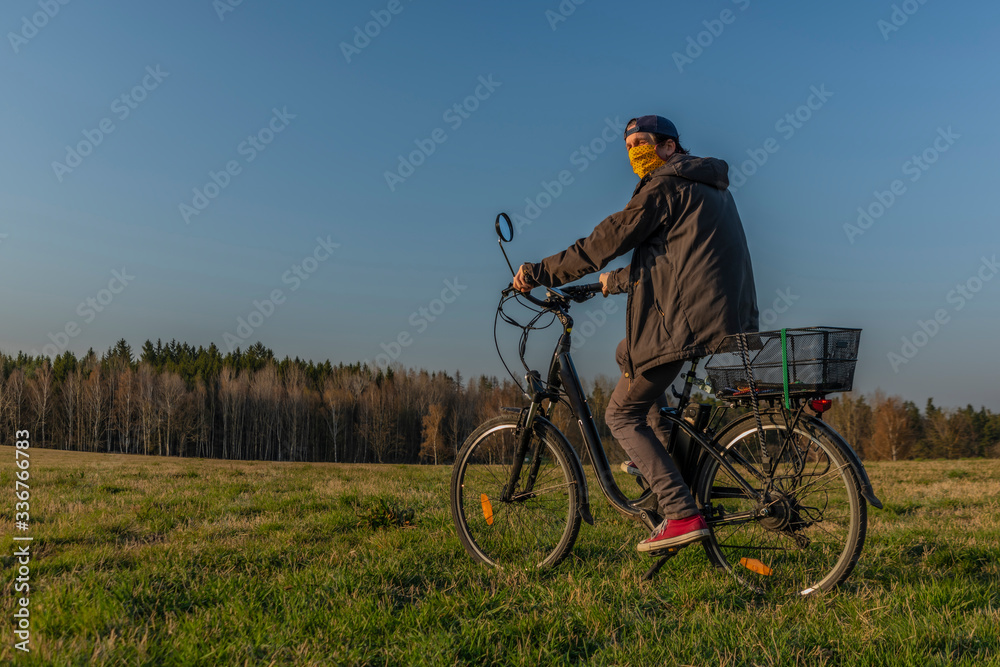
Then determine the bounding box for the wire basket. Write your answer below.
[705,327,861,399]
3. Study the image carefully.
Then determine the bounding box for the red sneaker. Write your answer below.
[620,460,641,476]
[637,513,710,553]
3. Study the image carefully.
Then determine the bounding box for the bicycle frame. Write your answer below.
[507,293,774,531]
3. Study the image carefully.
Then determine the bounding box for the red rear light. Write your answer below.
[810,399,832,413]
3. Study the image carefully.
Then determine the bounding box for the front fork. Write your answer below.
[500,396,545,502]
[501,327,573,503]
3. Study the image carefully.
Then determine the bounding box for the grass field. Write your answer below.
[1,446,998,666]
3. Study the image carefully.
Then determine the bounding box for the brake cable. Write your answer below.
[493,291,557,395]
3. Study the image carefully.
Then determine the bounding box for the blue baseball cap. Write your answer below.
[624,115,679,141]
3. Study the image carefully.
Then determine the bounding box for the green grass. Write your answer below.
[1,448,998,666]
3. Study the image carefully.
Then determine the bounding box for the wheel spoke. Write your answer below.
[700,416,865,595]
[784,462,852,499]
[452,418,580,570]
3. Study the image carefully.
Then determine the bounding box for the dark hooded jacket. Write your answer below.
[525,153,758,377]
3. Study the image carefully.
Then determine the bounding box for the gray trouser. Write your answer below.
[605,338,698,520]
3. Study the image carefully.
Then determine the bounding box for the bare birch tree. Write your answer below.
[82,367,104,452]
[59,367,81,450]
[27,362,54,447]
[136,363,159,455]
[284,365,307,461]
[159,372,187,457]
[7,369,25,428]
[111,366,137,453]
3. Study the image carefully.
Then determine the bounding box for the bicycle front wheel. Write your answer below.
[450,415,582,570]
[697,413,866,595]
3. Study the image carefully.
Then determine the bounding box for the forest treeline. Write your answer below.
[2,338,998,463]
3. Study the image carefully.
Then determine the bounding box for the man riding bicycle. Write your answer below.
[512,115,758,553]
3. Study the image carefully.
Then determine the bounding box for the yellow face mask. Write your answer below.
[628,144,666,179]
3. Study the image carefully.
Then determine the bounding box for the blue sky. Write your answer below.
[2,0,998,409]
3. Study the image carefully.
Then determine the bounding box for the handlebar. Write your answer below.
[495,280,604,392]
[502,282,603,309]
[561,282,604,300]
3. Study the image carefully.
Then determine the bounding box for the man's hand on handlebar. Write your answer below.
[513,264,536,293]
[514,264,611,297]
[599,272,612,297]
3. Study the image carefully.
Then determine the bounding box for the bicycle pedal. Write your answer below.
[628,493,659,513]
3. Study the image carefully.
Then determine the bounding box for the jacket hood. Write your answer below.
[656,154,730,191]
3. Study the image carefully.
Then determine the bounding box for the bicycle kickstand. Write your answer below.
[642,548,681,582]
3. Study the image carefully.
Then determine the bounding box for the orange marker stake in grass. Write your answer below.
[481,494,494,525]
[740,557,773,576]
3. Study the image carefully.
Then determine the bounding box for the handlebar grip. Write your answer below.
[562,282,603,301]
[502,283,550,309]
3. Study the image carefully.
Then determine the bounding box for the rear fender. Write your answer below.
[708,411,883,510]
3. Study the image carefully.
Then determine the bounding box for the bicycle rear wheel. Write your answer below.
[451,415,582,570]
[696,413,866,595]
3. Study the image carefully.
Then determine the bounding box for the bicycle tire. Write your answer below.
[450,415,582,570]
[696,412,866,595]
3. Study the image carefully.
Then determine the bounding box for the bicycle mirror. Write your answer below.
[495,212,513,242]
[495,212,516,276]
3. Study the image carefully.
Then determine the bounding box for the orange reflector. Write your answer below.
[481,494,494,525]
[740,557,773,576]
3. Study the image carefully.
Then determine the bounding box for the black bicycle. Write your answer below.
[450,214,883,595]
